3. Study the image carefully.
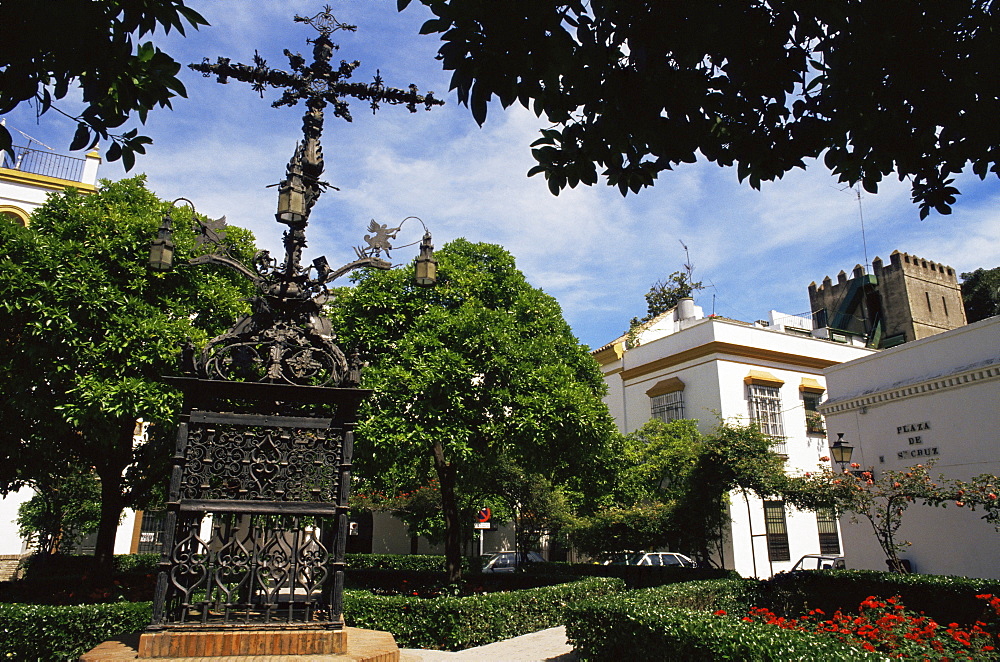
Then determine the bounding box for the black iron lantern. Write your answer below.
[414,231,437,287]
[276,180,307,225]
[830,432,854,470]
[148,212,175,272]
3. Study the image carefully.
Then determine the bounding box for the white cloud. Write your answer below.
[5,1,999,348]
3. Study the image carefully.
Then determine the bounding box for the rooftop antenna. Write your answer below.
[0,119,55,152]
[679,239,694,283]
[855,185,871,274]
[0,120,55,170]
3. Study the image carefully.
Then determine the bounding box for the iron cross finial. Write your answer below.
[189,9,443,279]
[293,5,350,37]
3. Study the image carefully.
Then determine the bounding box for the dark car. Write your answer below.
[481,550,546,573]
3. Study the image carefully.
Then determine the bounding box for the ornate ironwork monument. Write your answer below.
[140,8,442,657]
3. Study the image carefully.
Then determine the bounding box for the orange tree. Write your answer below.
[0,177,254,571]
[403,0,1000,218]
[329,239,620,581]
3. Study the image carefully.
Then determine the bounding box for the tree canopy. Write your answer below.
[0,177,255,568]
[961,266,1000,323]
[330,239,620,580]
[0,0,207,168]
[568,418,793,565]
[403,0,1000,217]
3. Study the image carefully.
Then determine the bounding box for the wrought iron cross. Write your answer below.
[189,5,443,281]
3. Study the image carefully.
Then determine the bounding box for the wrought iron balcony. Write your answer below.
[2,144,86,182]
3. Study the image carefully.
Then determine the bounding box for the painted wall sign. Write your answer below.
[898,447,939,460]
[894,421,937,461]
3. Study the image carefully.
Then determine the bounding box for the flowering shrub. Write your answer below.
[786,462,1000,571]
[742,594,1000,660]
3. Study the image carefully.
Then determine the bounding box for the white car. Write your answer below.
[791,554,846,571]
[481,550,546,573]
[605,551,698,567]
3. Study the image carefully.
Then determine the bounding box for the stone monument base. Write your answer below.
[79,627,399,662]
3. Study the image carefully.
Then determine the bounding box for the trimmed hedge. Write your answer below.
[639,577,763,613]
[16,553,160,582]
[565,584,882,661]
[345,569,574,595]
[344,576,625,650]
[344,553,468,572]
[760,569,1000,625]
[528,562,741,588]
[113,554,160,574]
[0,602,152,662]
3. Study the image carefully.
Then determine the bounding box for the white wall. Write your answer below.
[598,314,874,577]
[0,487,32,555]
[823,316,1000,578]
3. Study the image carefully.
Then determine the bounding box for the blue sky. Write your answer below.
[5,1,1000,349]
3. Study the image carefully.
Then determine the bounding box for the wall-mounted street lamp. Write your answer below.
[830,432,854,471]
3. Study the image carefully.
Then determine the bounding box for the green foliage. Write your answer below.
[565,594,879,661]
[0,601,152,661]
[405,0,999,217]
[785,463,1000,570]
[345,553,467,572]
[343,576,624,650]
[631,271,705,330]
[961,267,1000,323]
[112,554,160,574]
[15,554,160,581]
[0,176,256,565]
[759,569,1000,627]
[330,239,620,578]
[352,480,447,543]
[526,563,743,590]
[567,504,676,559]
[345,569,575,596]
[744,594,1000,660]
[571,420,790,565]
[17,469,101,554]
[0,1,208,167]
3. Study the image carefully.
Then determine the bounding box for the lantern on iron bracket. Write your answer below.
[148,198,198,272]
[148,215,175,272]
[415,231,438,287]
[830,432,855,471]
[276,178,307,225]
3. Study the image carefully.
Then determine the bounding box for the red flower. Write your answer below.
[714,610,727,616]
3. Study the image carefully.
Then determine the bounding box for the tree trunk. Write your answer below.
[431,439,462,583]
[94,466,125,577]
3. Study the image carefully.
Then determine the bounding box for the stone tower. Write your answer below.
[808,251,966,348]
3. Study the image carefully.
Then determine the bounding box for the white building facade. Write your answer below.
[593,300,875,577]
[820,315,1000,578]
[1,144,101,225]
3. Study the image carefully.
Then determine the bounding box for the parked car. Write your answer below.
[791,554,846,571]
[481,550,546,573]
[605,551,698,567]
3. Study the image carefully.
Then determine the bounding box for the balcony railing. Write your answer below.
[2,144,85,182]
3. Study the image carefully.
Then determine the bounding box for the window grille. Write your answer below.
[137,510,167,554]
[651,391,685,422]
[748,384,785,452]
[763,500,790,562]
[816,508,841,555]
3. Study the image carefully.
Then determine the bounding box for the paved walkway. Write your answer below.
[399,626,576,662]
